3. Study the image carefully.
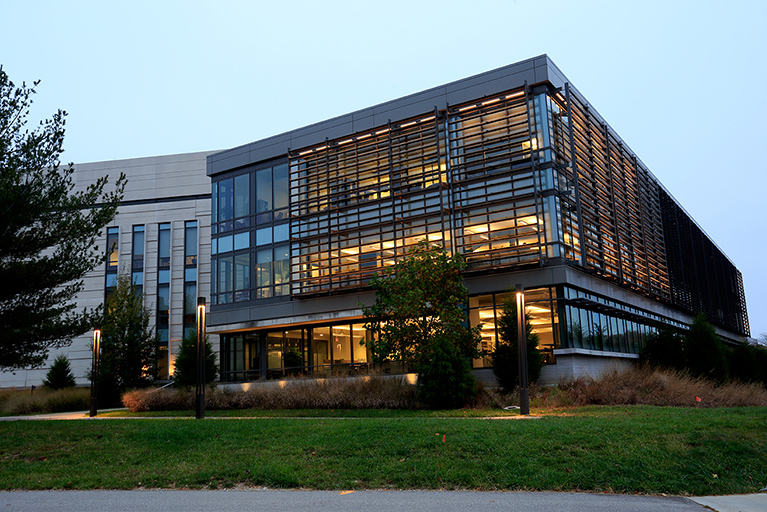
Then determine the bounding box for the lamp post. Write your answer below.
[195,297,206,419]
[516,285,529,415]
[89,328,101,417]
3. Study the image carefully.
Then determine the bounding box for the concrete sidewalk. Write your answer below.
[689,492,767,512]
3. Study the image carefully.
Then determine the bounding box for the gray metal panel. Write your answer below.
[208,55,567,176]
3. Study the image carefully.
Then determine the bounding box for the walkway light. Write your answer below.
[195,297,206,419]
[516,285,529,415]
[90,328,101,417]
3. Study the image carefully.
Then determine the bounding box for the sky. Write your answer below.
[2,0,765,340]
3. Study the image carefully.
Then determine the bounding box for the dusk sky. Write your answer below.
[2,0,765,339]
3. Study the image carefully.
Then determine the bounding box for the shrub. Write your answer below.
[639,324,685,372]
[416,334,476,409]
[123,375,417,412]
[683,312,729,383]
[42,355,77,390]
[1,387,90,415]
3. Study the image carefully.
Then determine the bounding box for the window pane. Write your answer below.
[234,174,250,219]
[219,177,233,221]
[211,182,218,223]
[256,168,272,213]
[273,223,289,243]
[256,249,272,288]
[256,227,272,246]
[185,267,197,282]
[218,235,233,253]
[234,232,250,251]
[218,255,233,292]
[273,163,289,210]
[185,221,198,265]
[274,244,289,285]
[235,253,250,291]
[159,223,171,268]
[106,227,119,270]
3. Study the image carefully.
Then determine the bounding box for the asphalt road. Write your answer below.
[0,490,715,512]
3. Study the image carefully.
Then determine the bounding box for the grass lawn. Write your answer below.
[1,406,765,495]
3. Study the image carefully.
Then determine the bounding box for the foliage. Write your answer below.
[415,333,477,409]
[96,272,157,405]
[362,241,480,408]
[0,387,89,416]
[683,312,729,383]
[0,67,126,370]
[728,340,767,387]
[639,323,685,372]
[42,354,76,390]
[172,330,218,388]
[492,290,544,392]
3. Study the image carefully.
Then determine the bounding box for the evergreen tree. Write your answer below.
[639,323,685,372]
[491,290,544,393]
[683,312,729,383]
[96,272,157,404]
[0,66,126,370]
[42,354,76,389]
[363,241,480,408]
[172,330,218,388]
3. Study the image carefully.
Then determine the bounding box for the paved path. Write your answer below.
[0,490,718,512]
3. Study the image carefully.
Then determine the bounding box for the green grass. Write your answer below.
[1,406,765,495]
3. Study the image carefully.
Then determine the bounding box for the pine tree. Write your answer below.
[42,354,76,389]
[96,272,157,404]
[0,66,125,370]
[172,330,218,388]
[492,290,544,393]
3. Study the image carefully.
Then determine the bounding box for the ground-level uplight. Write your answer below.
[195,297,206,419]
[516,285,529,415]
[90,328,101,417]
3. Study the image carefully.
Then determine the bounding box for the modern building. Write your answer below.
[0,151,214,388]
[206,55,749,384]
[0,55,750,388]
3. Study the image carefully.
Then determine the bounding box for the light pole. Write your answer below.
[89,328,101,417]
[516,285,529,415]
[195,297,206,419]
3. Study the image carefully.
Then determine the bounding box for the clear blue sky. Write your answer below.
[2,0,765,339]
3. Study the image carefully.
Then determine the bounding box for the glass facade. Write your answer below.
[157,222,171,378]
[211,72,750,382]
[131,225,144,295]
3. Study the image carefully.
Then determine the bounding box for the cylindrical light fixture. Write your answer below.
[89,328,101,417]
[515,285,529,415]
[195,297,206,419]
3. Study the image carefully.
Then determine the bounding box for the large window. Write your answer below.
[131,225,144,295]
[157,223,171,378]
[211,161,290,305]
[105,226,119,302]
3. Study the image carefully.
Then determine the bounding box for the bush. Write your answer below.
[683,313,729,383]
[639,324,685,372]
[416,334,476,409]
[0,387,90,416]
[728,341,767,387]
[42,355,77,390]
[123,375,417,412]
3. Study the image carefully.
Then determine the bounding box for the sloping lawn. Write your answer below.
[1,406,764,495]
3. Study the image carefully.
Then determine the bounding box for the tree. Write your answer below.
[0,66,126,370]
[172,330,219,388]
[491,290,544,393]
[96,272,157,404]
[362,241,480,408]
[639,323,685,372]
[683,312,729,383]
[42,354,76,389]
